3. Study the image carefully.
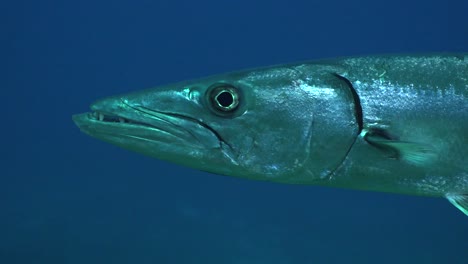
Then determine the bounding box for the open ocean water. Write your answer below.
[3,0,468,263]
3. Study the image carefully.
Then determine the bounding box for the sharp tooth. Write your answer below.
[119,117,125,123]
[99,113,104,121]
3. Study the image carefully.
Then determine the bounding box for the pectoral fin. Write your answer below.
[362,128,436,166]
[446,193,468,216]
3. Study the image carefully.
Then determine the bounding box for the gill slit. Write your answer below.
[327,73,364,180]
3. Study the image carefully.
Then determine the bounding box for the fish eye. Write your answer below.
[208,83,240,113]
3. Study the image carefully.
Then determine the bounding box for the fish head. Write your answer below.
[73,65,358,183]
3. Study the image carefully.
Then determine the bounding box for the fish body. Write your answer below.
[73,54,468,216]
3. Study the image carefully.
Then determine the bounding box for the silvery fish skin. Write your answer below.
[73,54,468,216]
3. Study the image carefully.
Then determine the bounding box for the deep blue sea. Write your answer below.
[3,0,468,263]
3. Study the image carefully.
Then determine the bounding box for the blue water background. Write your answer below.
[3,0,468,263]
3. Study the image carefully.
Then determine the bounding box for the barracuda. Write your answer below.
[73,54,468,216]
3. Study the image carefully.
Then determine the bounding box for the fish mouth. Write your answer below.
[72,99,223,150]
[76,111,166,131]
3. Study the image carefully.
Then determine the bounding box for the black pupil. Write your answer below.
[216,91,233,107]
